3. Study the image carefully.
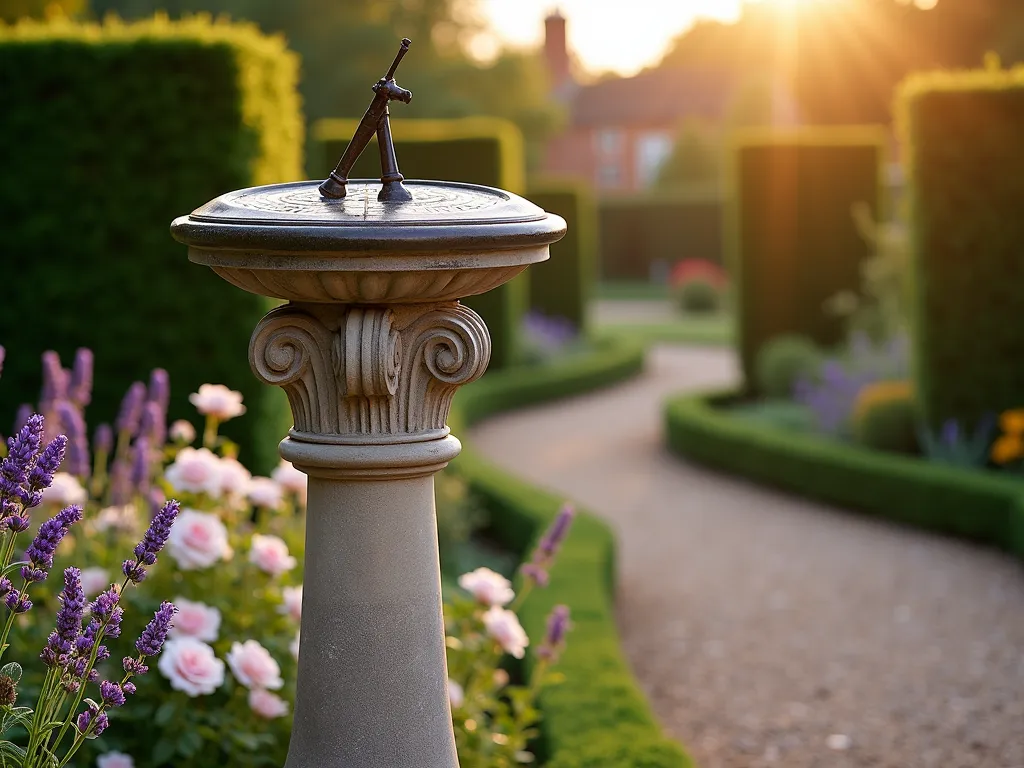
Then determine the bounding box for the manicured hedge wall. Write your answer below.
[664,390,1024,559]
[0,15,302,473]
[525,181,597,333]
[598,190,722,281]
[451,334,692,768]
[312,117,528,370]
[899,68,1024,430]
[727,127,886,394]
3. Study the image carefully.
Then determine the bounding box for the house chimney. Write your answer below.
[544,9,571,90]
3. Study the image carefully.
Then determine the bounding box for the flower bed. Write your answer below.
[451,332,694,768]
[663,389,1024,559]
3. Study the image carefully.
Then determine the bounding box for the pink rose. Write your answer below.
[248,688,289,719]
[168,420,196,445]
[79,568,111,599]
[457,567,514,607]
[166,509,232,570]
[447,679,464,709]
[247,477,284,511]
[164,448,223,498]
[97,752,135,768]
[188,383,246,421]
[226,640,283,690]
[271,460,307,505]
[280,585,302,623]
[167,597,221,643]
[482,606,529,659]
[41,473,87,507]
[218,457,252,497]
[249,534,296,577]
[157,638,226,696]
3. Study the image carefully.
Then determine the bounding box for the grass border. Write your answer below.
[664,389,1024,559]
[450,333,694,768]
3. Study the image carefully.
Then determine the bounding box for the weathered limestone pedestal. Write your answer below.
[171,179,565,767]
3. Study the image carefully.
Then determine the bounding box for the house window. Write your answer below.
[597,163,622,188]
[595,129,624,156]
[635,132,674,188]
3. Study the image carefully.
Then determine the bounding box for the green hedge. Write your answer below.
[727,127,886,394]
[526,182,597,334]
[0,15,302,473]
[450,334,692,768]
[664,390,1024,558]
[899,68,1024,430]
[312,116,528,370]
[598,190,722,281]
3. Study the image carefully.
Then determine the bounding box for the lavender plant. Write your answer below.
[520,311,580,365]
[917,415,996,468]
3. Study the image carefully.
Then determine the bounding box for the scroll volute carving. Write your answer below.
[249,302,490,439]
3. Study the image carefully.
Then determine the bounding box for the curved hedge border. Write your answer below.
[450,333,693,768]
[664,390,1024,559]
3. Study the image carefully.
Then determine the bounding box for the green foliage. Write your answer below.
[526,182,597,334]
[450,334,689,767]
[728,127,886,394]
[315,116,528,370]
[665,389,1024,553]
[675,278,721,314]
[917,416,996,468]
[727,399,817,433]
[0,0,86,21]
[754,334,824,400]
[0,15,303,473]
[599,192,722,281]
[851,379,919,454]
[898,66,1024,430]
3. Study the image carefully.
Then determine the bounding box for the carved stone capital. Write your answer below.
[249,301,490,478]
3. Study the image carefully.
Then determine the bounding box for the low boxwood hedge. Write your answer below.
[450,333,693,768]
[664,390,1024,559]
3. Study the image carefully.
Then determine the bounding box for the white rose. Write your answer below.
[157,638,225,696]
[164,448,223,498]
[41,473,86,507]
[458,567,514,607]
[79,568,111,599]
[166,509,232,570]
[168,419,196,445]
[248,688,289,719]
[279,585,302,623]
[271,460,307,505]
[96,752,135,768]
[226,639,283,690]
[188,384,246,421]
[249,534,296,577]
[218,457,252,497]
[247,477,284,511]
[447,679,464,709]
[93,504,137,534]
[290,631,300,661]
[167,597,221,643]
[482,606,529,659]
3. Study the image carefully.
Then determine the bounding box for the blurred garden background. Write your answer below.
[3,0,1024,766]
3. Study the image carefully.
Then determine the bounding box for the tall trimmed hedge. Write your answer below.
[899,68,1024,429]
[312,116,528,370]
[0,15,303,473]
[727,127,886,393]
[598,189,722,281]
[525,181,597,333]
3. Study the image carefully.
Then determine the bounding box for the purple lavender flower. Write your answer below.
[75,705,108,737]
[4,590,31,614]
[68,348,94,408]
[23,505,84,579]
[139,401,166,449]
[148,368,170,412]
[537,604,571,661]
[123,681,137,695]
[3,515,29,533]
[12,405,31,435]
[41,568,85,666]
[519,562,549,588]
[0,414,44,504]
[93,423,113,456]
[40,352,69,411]
[108,457,131,507]
[130,437,151,496]
[0,579,10,597]
[55,401,89,479]
[135,601,176,658]
[122,657,148,676]
[116,382,146,437]
[75,619,100,659]
[0,345,4,378]
[100,680,126,708]
[123,500,179,583]
[519,503,575,588]
[24,434,67,510]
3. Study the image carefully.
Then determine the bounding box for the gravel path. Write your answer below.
[469,345,1024,768]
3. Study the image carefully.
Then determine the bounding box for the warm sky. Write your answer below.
[477,0,747,75]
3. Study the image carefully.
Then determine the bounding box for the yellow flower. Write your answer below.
[998,409,1024,436]
[990,434,1024,465]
